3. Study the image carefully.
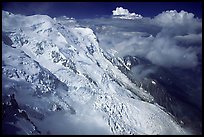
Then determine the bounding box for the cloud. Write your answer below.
[112,7,143,19]
[154,10,199,27]
[80,9,201,69]
[154,10,202,36]
[108,33,198,68]
[146,36,198,68]
[38,105,111,135]
[129,65,157,81]
[112,7,130,16]
[174,33,202,46]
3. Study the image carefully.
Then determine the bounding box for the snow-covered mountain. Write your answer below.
[2,10,190,135]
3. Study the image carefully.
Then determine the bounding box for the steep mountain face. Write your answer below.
[105,53,202,134]
[120,54,202,133]
[2,11,190,135]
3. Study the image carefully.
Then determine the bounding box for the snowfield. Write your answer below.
[2,10,190,135]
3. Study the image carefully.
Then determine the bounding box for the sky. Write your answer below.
[2,2,202,19]
[2,2,202,134]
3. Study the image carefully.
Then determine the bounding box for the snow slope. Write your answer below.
[2,10,190,135]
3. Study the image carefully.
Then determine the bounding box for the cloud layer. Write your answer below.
[81,8,202,69]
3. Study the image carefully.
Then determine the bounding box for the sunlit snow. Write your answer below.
[2,10,196,135]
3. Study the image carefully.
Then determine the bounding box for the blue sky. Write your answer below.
[2,2,202,19]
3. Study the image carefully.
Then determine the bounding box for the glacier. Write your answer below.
[2,10,191,135]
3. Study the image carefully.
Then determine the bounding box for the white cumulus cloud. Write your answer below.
[154,10,202,36]
[112,7,130,16]
[112,7,143,19]
[154,10,197,26]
